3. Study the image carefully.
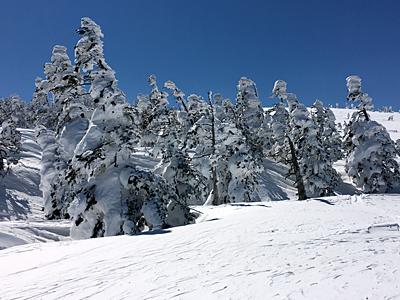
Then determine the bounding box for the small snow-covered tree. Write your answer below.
[28,77,59,130]
[139,75,170,148]
[0,95,29,128]
[234,77,265,158]
[0,119,21,175]
[157,145,208,205]
[293,99,341,197]
[311,99,343,162]
[344,75,400,193]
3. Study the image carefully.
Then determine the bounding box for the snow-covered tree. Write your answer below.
[36,45,91,220]
[0,119,21,175]
[233,77,264,158]
[157,145,208,205]
[0,94,29,128]
[344,75,400,193]
[311,99,343,162]
[138,75,170,148]
[28,78,59,130]
[184,91,260,205]
[68,18,193,238]
[270,81,340,198]
[293,99,340,197]
[270,81,307,200]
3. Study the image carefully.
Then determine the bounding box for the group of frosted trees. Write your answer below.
[1,17,399,239]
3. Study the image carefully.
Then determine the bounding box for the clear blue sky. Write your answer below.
[1,0,399,110]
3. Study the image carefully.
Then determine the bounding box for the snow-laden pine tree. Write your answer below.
[36,45,91,219]
[343,75,400,193]
[42,45,92,135]
[149,83,208,205]
[287,97,340,197]
[270,80,340,198]
[0,94,29,128]
[270,81,307,200]
[156,144,208,205]
[28,78,59,130]
[234,77,265,158]
[311,100,343,162]
[26,78,51,128]
[184,91,260,205]
[68,18,193,239]
[0,119,21,175]
[138,75,170,148]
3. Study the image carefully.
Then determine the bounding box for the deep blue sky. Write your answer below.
[1,0,399,110]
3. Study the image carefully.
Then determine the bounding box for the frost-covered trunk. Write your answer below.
[209,92,220,206]
[287,136,307,200]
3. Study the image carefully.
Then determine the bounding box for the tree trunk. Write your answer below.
[211,166,220,205]
[208,91,220,205]
[362,107,370,121]
[287,136,307,200]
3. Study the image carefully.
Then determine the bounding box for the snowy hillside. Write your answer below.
[1,108,400,299]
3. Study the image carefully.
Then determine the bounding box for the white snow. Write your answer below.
[1,108,400,299]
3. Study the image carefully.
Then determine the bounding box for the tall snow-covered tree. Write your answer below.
[68,18,193,239]
[184,91,260,205]
[270,81,307,200]
[343,75,400,193]
[287,96,340,197]
[270,80,339,198]
[36,45,91,220]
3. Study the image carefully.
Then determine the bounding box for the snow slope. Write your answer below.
[1,197,400,299]
[0,129,71,250]
[0,109,400,299]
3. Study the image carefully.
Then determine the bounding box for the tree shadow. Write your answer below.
[132,229,172,236]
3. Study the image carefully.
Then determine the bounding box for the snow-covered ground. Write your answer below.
[1,109,400,299]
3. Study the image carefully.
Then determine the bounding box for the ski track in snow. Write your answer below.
[1,110,400,299]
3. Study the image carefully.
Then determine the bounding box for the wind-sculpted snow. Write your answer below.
[1,197,400,299]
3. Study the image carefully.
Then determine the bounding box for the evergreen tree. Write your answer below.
[36,45,91,219]
[344,75,400,193]
[270,81,340,198]
[287,96,340,197]
[68,18,193,238]
[185,91,260,205]
[233,77,264,158]
[311,100,343,162]
[0,119,21,175]
[139,75,170,148]
[0,94,29,128]
[270,81,307,200]
[28,78,59,130]
[157,145,208,205]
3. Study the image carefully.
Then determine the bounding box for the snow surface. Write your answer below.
[1,108,400,299]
